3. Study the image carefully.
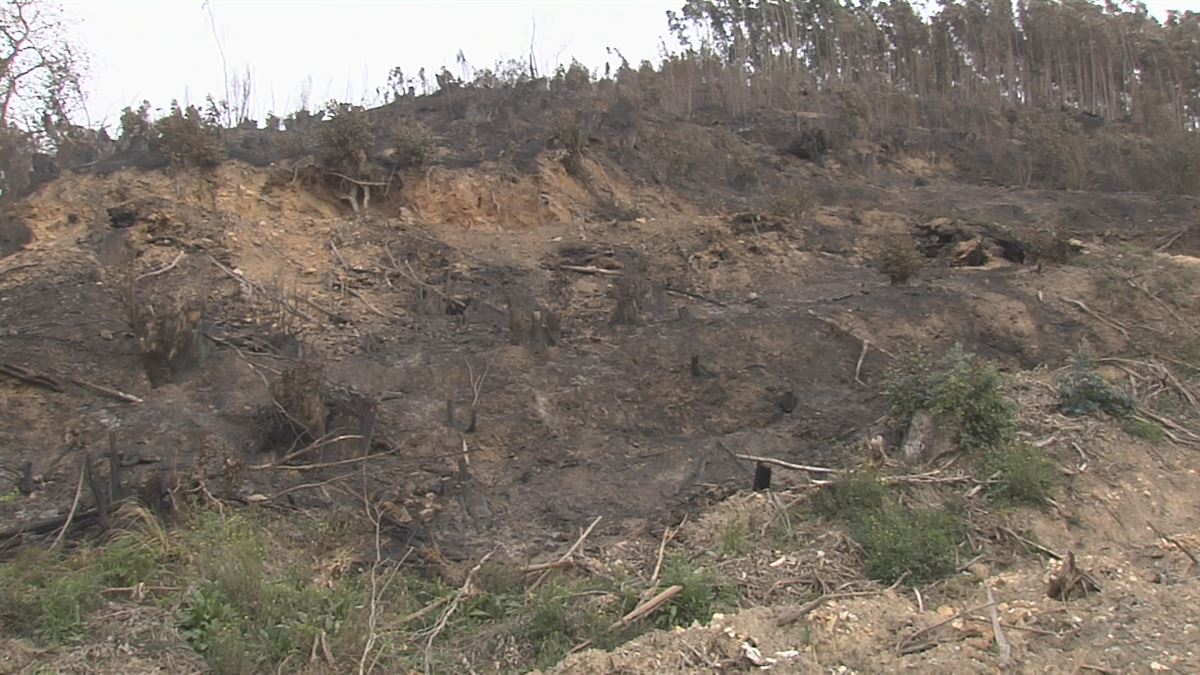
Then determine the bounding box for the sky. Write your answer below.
[58,0,1196,129]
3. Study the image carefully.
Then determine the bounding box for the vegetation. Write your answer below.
[319,103,373,175]
[1123,418,1167,443]
[979,443,1058,506]
[816,472,964,585]
[872,235,925,285]
[884,344,1016,452]
[155,102,226,169]
[1058,349,1135,418]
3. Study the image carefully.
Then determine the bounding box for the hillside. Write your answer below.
[3,4,1200,672]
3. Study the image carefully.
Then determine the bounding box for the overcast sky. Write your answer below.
[59,0,1194,129]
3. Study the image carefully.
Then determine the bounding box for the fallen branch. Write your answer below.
[423,547,498,675]
[998,527,1062,560]
[559,264,622,276]
[776,574,907,626]
[664,285,728,308]
[1060,297,1129,338]
[250,434,366,470]
[530,515,602,590]
[987,587,1012,666]
[1148,522,1199,569]
[51,461,86,549]
[896,601,994,655]
[611,584,683,631]
[854,339,869,386]
[135,250,185,281]
[0,361,63,392]
[68,377,143,404]
[734,453,840,475]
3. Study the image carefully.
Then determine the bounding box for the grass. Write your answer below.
[884,344,1015,452]
[815,472,966,585]
[979,444,1058,506]
[654,557,737,629]
[872,234,925,285]
[1123,418,1167,443]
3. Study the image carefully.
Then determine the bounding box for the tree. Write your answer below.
[1,0,85,132]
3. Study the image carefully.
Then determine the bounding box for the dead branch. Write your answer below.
[423,547,498,675]
[896,601,995,655]
[135,250,185,281]
[67,377,142,404]
[776,574,907,626]
[987,587,1012,666]
[530,515,602,590]
[50,459,86,548]
[559,264,622,276]
[1148,522,1199,569]
[664,285,728,308]
[0,361,63,392]
[854,339,869,386]
[734,453,840,475]
[326,171,390,187]
[1060,297,1129,338]
[998,527,1063,560]
[250,434,366,470]
[608,585,684,633]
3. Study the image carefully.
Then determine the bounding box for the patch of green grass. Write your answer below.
[0,532,164,644]
[815,473,966,585]
[174,511,364,675]
[0,489,20,504]
[884,344,1015,452]
[851,507,965,585]
[813,470,886,520]
[719,519,750,557]
[979,444,1058,505]
[1123,418,1167,443]
[654,557,737,629]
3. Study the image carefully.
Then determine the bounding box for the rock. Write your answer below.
[952,238,989,266]
[901,410,939,462]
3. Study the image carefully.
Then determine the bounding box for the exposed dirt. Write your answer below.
[2,105,1198,672]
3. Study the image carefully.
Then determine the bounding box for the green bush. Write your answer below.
[155,102,225,169]
[1058,351,1135,418]
[980,444,1057,505]
[772,187,818,220]
[1123,418,1166,443]
[319,103,373,174]
[852,506,964,584]
[872,235,925,285]
[884,344,1015,451]
[385,118,437,169]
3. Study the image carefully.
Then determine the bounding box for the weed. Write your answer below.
[1058,349,1135,418]
[719,519,749,557]
[979,444,1058,505]
[814,470,886,521]
[654,557,735,629]
[884,344,1015,452]
[872,234,925,285]
[1123,418,1166,443]
[1027,227,1077,264]
[852,506,964,584]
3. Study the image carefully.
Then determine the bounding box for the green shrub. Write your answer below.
[980,444,1057,505]
[884,344,1015,451]
[1027,226,1077,264]
[155,102,225,168]
[872,235,925,285]
[852,507,964,584]
[1123,418,1166,443]
[319,103,373,174]
[1058,350,1135,418]
[385,118,437,169]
